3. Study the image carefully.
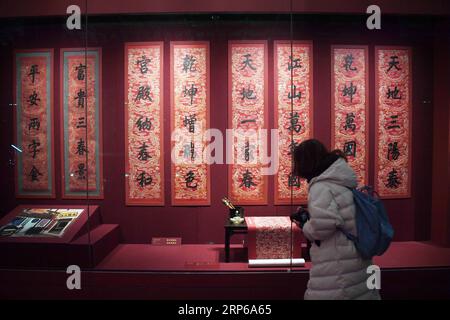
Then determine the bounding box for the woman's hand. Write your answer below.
[290,206,310,229]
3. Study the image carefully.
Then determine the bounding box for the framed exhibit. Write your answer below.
[228,40,268,205]
[331,45,369,186]
[14,49,55,199]
[60,48,104,199]
[375,46,412,199]
[124,42,165,206]
[170,41,211,206]
[274,41,313,205]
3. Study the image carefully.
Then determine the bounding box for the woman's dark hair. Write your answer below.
[293,139,347,182]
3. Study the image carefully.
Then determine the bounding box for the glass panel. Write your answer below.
[0,2,91,271]
[83,12,296,272]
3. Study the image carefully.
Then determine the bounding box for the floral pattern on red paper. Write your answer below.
[171,43,209,205]
[375,48,411,198]
[246,216,295,259]
[274,42,312,204]
[126,44,164,205]
[332,47,368,186]
[229,42,267,205]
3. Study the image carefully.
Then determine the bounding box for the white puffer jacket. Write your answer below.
[303,158,381,300]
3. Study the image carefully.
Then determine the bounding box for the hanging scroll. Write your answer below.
[171,42,210,205]
[14,49,54,198]
[375,47,412,199]
[331,46,369,186]
[228,41,268,205]
[61,48,103,199]
[274,41,313,205]
[125,43,164,205]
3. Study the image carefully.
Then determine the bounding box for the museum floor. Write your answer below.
[1,241,450,299]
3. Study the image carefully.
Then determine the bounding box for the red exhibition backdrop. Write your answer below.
[124,42,165,206]
[0,15,441,244]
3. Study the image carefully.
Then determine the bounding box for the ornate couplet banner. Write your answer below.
[274,41,313,205]
[228,41,268,205]
[125,43,164,205]
[375,47,412,198]
[14,49,54,198]
[61,48,103,199]
[331,46,369,186]
[171,42,210,206]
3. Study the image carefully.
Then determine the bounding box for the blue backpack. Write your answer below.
[339,186,394,260]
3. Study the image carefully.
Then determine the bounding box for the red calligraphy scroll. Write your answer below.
[331,46,369,186]
[170,42,210,206]
[375,47,412,198]
[14,49,55,198]
[60,48,103,199]
[228,41,268,205]
[274,41,313,205]
[125,43,164,206]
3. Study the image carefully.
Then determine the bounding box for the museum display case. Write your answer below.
[0,0,450,299]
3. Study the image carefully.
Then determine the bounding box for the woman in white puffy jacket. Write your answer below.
[293,139,381,300]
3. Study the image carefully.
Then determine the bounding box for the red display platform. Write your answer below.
[0,205,120,268]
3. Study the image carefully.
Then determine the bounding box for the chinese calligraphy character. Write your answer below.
[288,85,301,101]
[344,113,356,132]
[137,142,151,161]
[343,54,357,72]
[183,114,197,133]
[28,64,39,83]
[135,116,152,131]
[387,56,401,72]
[27,90,40,107]
[343,141,356,157]
[387,115,401,130]
[76,138,88,156]
[241,86,257,100]
[136,171,152,187]
[136,55,151,74]
[182,55,196,73]
[241,53,256,71]
[240,169,257,189]
[185,170,198,190]
[190,142,195,162]
[74,89,86,108]
[288,55,301,71]
[288,173,300,187]
[240,118,257,124]
[385,168,400,189]
[242,141,255,162]
[135,85,153,103]
[342,82,357,103]
[183,84,198,105]
[386,86,402,99]
[75,163,86,180]
[75,63,87,81]
[287,112,302,133]
[76,117,87,129]
[28,139,40,159]
[28,118,40,131]
[387,142,400,161]
[29,165,42,182]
